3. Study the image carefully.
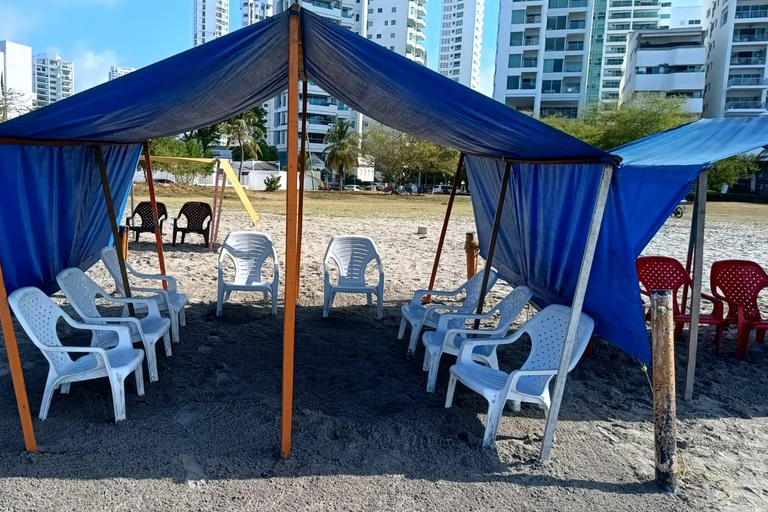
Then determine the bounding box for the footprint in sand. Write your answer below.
[180,454,206,487]
[175,404,199,428]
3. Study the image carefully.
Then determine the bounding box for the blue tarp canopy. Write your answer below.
[8,8,747,365]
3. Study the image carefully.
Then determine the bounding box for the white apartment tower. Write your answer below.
[242,0,273,24]
[194,0,230,47]
[620,28,706,113]
[703,0,768,117]
[493,0,594,117]
[264,0,368,171]
[109,66,136,81]
[367,0,428,65]
[0,41,34,119]
[438,0,484,88]
[33,53,74,108]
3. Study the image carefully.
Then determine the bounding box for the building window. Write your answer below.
[391,32,395,37]
[508,54,522,67]
[385,20,389,25]
[542,80,562,93]
[391,19,396,25]
[507,76,521,89]
[543,59,563,72]
[510,9,526,24]
[377,7,383,13]
[376,33,382,39]
[545,37,565,51]
[547,16,567,30]
[509,32,524,46]
[392,6,396,11]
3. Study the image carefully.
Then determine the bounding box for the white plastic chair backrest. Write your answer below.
[515,304,595,396]
[100,246,126,296]
[324,236,381,287]
[57,268,104,320]
[445,269,500,329]
[486,285,532,330]
[8,287,72,372]
[220,231,276,285]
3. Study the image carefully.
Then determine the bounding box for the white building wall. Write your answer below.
[703,0,768,117]
[367,0,428,65]
[33,53,75,108]
[194,0,230,47]
[242,0,274,24]
[109,66,136,81]
[439,0,485,89]
[0,41,34,118]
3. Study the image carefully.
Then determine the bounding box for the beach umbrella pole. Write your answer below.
[142,144,168,291]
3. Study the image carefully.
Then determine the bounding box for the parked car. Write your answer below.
[344,185,363,192]
[153,178,174,184]
[432,184,451,194]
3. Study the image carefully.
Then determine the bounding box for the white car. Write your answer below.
[432,184,450,194]
[344,185,363,191]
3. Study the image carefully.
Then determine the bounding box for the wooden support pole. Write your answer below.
[684,172,707,401]
[0,259,37,452]
[295,79,309,299]
[209,160,222,252]
[681,188,699,314]
[465,231,479,279]
[95,145,135,317]
[142,144,168,291]
[474,161,512,328]
[650,289,678,493]
[213,164,227,249]
[281,5,301,459]
[540,164,614,460]
[425,153,464,305]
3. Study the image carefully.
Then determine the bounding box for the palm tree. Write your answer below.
[322,120,360,191]
[219,110,264,179]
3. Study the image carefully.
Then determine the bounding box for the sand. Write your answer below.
[0,199,766,511]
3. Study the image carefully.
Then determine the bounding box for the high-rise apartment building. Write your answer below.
[620,28,705,113]
[0,41,34,119]
[242,0,273,24]
[702,0,768,117]
[109,66,136,81]
[438,0,484,89]
[367,0,428,65]
[262,0,368,171]
[494,0,704,117]
[33,53,74,108]
[194,0,230,47]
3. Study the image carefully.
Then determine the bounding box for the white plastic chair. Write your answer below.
[323,235,384,319]
[421,286,532,393]
[445,305,594,448]
[8,287,145,422]
[217,231,279,317]
[399,269,499,357]
[57,268,172,383]
[101,246,188,343]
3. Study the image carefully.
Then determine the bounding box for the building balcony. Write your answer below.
[735,9,768,20]
[725,100,767,110]
[416,17,426,29]
[526,14,542,23]
[566,42,584,51]
[564,64,583,72]
[568,20,586,29]
[523,58,538,67]
[727,77,768,87]
[415,30,426,41]
[733,33,768,43]
[525,36,540,45]
[417,4,426,16]
[730,56,767,65]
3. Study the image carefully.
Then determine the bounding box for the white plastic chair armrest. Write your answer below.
[509,369,558,391]
[63,318,134,352]
[436,309,495,332]
[131,287,171,305]
[411,288,461,305]
[456,330,526,365]
[127,266,178,293]
[98,293,161,318]
[45,345,110,367]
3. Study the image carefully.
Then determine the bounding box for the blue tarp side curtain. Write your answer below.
[466,157,650,362]
[0,144,142,295]
[300,11,612,163]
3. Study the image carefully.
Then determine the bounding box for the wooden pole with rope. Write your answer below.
[209,160,222,252]
[295,79,309,299]
[281,4,301,459]
[142,143,168,291]
[424,152,464,305]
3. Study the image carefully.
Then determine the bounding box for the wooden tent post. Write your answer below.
[209,160,222,251]
[142,144,168,291]
[684,172,707,401]
[540,163,613,460]
[681,189,699,314]
[281,4,301,459]
[296,79,309,299]
[213,166,227,248]
[0,260,37,452]
[473,161,512,329]
[95,146,135,316]
[424,153,464,306]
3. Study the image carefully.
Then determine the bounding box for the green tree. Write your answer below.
[141,136,215,184]
[361,123,459,185]
[219,109,264,179]
[323,120,360,191]
[183,125,220,154]
[541,95,695,150]
[263,174,282,192]
[0,88,33,122]
[709,154,760,191]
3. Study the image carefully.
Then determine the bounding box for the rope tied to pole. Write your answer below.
[464,238,480,254]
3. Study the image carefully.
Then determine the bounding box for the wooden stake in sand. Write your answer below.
[650,289,678,493]
[465,231,478,279]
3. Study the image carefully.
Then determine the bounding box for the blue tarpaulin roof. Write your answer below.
[7,8,760,365]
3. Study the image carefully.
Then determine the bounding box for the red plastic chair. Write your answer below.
[710,260,768,360]
[636,256,725,349]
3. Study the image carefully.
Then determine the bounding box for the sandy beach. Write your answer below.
[0,190,766,511]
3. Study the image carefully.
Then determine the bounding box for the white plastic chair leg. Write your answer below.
[60,382,71,394]
[407,323,421,356]
[487,351,499,371]
[135,366,145,397]
[482,399,505,449]
[110,375,127,422]
[40,373,57,420]
[397,316,407,340]
[422,350,430,371]
[180,307,187,327]
[216,285,225,317]
[271,291,278,316]
[170,311,180,343]
[377,290,383,319]
[144,342,159,383]
[163,332,172,357]
[445,374,458,408]
[425,348,443,393]
[512,400,521,412]
[367,293,373,306]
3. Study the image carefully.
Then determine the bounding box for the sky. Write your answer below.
[0,0,498,95]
